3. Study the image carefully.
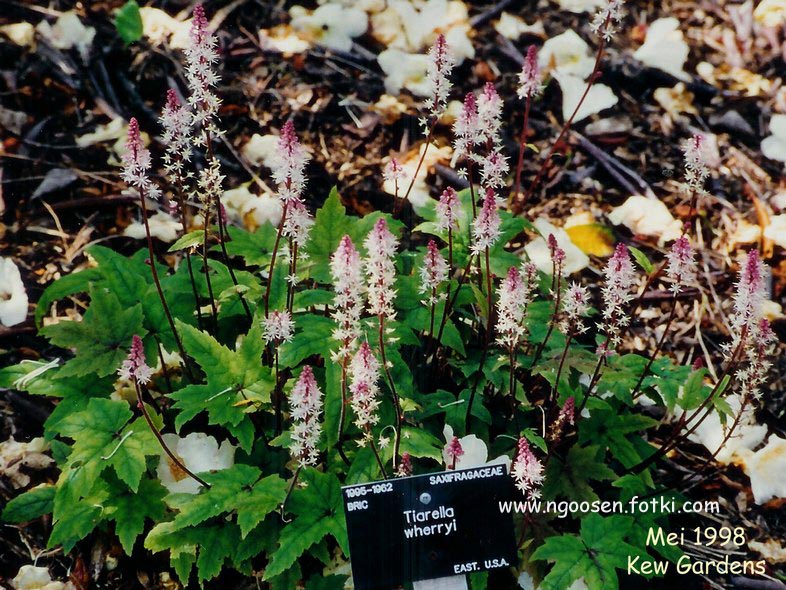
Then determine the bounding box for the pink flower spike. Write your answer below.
[471,188,501,255]
[364,218,399,321]
[184,4,220,140]
[121,118,161,201]
[119,335,153,385]
[289,366,324,467]
[496,266,527,349]
[517,45,543,100]
[396,452,412,477]
[349,342,382,431]
[665,236,696,294]
[601,243,637,348]
[436,187,460,232]
[453,92,479,159]
[728,250,767,357]
[419,240,448,303]
[683,133,711,192]
[272,120,310,203]
[262,310,295,344]
[383,158,406,186]
[424,34,454,120]
[477,82,503,146]
[512,438,544,499]
[561,282,590,334]
[446,436,464,469]
[549,397,576,442]
[160,89,193,179]
[330,235,364,361]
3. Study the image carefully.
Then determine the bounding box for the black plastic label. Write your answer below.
[342,464,517,589]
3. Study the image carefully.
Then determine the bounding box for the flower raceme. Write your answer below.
[496,266,527,349]
[683,132,711,194]
[423,33,454,123]
[349,342,382,431]
[330,235,364,361]
[512,438,544,499]
[184,4,221,142]
[436,187,460,232]
[119,335,153,385]
[289,366,323,467]
[121,118,161,201]
[600,243,637,349]
[561,282,590,334]
[591,0,625,41]
[471,188,502,255]
[160,89,193,182]
[419,240,448,304]
[364,218,399,321]
[272,120,310,204]
[665,235,697,295]
[262,310,295,344]
[517,45,543,100]
[445,436,464,469]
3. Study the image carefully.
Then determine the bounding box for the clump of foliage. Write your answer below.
[1,2,775,589]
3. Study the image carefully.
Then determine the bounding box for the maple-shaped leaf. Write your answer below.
[541,445,616,503]
[532,514,638,590]
[41,284,145,378]
[166,464,287,538]
[105,477,167,553]
[170,321,273,451]
[58,398,158,495]
[264,469,348,580]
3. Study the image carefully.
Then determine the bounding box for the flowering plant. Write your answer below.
[1,3,778,590]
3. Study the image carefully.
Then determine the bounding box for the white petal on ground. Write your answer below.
[382,143,453,210]
[555,0,605,13]
[552,72,618,123]
[633,18,691,81]
[124,211,183,243]
[290,4,368,52]
[539,30,595,78]
[0,438,54,488]
[36,12,95,60]
[318,0,386,11]
[443,22,474,64]
[139,7,191,49]
[764,214,786,248]
[493,12,545,40]
[0,258,29,327]
[748,538,786,563]
[761,114,786,163]
[259,26,311,55]
[754,0,786,27]
[242,133,280,168]
[744,435,786,504]
[11,565,75,590]
[679,394,767,465]
[222,185,284,230]
[0,23,35,47]
[377,49,431,97]
[524,218,590,276]
[607,195,683,244]
[157,433,236,494]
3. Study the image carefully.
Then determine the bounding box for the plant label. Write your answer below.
[342,464,517,590]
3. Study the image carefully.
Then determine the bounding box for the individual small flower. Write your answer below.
[121,118,161,201]
[262,310,295,344]
[349,342,382,431]
[561,283,590,334]
[282,198,314,247]
[289,366,323,467]
[471,188,502,255]
[184,5,221,142]
[736,318,776,400]
[517,45,543,99]
[436,187,460,232]
[683,133,711,193]
[396,452,412,477]
[496,266,526,349]
[419,240,449,304]
[665,235,697,294]
[445,436,464,469]
[549,397,575,441]
[453,92,479,159]
[330,235,365,361]
[119,335,153,385]
[511,438,544,498]
[271,120,310,203]
[476,82,503,146]
[195,155,224,209]
[423,33,454,121]
[160,89,193,182]
[601,243,636,348]
[590,0,625,41]
[364,218,399,321]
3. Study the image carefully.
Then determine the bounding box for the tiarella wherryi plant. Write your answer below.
[2,1,780,589]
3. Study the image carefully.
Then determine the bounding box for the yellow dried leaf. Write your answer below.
[565,224,615,257]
